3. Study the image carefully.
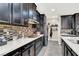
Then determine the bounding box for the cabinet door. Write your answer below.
[22,3,28,21]
[61,15,73,29]
[75,14,79,29]
[22,48,30,56]
[22,44,31,56]
[61,16,67,29]
[35,38,43,55]
[32,4,37,20]
[22,3,29,26]
[35,10,40,22]
[71,15,75,29]
[28,4,33,19]
[28,3,36,19]
[68,16,72,28]
[12,3,22,25]
[30,45,35,56]
[0,3,11,23]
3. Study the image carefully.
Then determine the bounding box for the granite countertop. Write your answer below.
[0,34,44,56]
[61,36,79,56]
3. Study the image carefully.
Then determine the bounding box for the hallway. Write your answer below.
[38,40,62,56]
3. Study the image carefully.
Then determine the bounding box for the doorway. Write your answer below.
[48,24,58,41]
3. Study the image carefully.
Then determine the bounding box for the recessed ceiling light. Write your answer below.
[51,9,55,11]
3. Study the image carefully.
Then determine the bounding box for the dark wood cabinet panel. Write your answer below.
[22,3,37,26]
[72,13,79,35]
[61,15,74,29]
[30,44,35,56]
[0,3,11,24]
[28,4,33,19]
[22,44,31,56]
[28,3,37,19]
[22,42,35,56]
[12,3,23,25]
[22,3,29,26]
[0,3,38,26]
[22,3,29,21]
[11,3,37,26]
[22,48,30,56]
[35,10,40,22]
[39,14,46,34]
[35,37,43,55]
[74,13,79,30]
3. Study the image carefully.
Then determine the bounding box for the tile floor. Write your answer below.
[38,40,63,56]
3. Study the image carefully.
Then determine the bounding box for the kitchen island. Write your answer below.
[0,34,44,56]
[61,36,79,56]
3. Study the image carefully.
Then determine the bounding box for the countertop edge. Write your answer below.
[0,34,44,56]
[61,37,79,56]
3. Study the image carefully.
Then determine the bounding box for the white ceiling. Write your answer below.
[36,3,79,18]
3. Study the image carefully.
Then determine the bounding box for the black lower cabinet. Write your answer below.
[30,44,35,56]
[4,48,22,56]
[22,48,30,56]
[35,37,43,55]
[21,41,35,56]
[61,39,78,56]
[4,36,44,56]
[22,44,31,56]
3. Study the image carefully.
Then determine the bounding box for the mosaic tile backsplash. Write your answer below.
[0,24,37,37]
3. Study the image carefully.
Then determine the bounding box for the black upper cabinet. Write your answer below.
[74,13,79,30]
[21,3,37,26]
[0,3,37,26]
[28,3,37,19]
[73,13,79,35]
[22,3,29,26]
[22,3,37,26]
[40,14,45,25]
[12,3,23,25]
[11,3,37,26]
[22,3,29,21]
[28,4,33,19]
[61,15,74,29]
[36,10,40,22]
[0,3,11,24]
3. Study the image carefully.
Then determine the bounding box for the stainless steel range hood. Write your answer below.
[28,19,39,24]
